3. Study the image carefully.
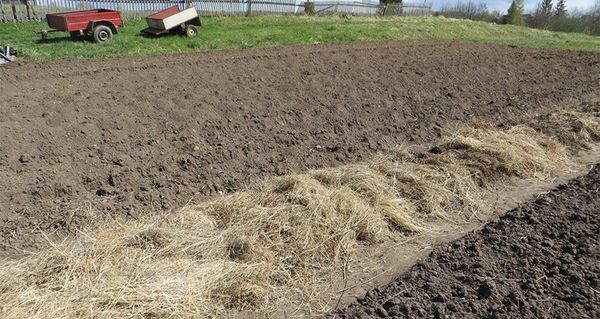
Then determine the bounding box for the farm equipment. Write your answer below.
[141,6,202,38]
[0,45,17,65]
[37,9,124,44]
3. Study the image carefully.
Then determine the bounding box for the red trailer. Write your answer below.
[40,9,123,44]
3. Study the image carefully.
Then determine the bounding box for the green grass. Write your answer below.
[1,15,599,61]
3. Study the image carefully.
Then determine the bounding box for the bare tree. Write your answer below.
[527,0,600,35]
[440,0,499,22]
[554,0,566,18]
[541,0,553,15]
[589,0,600,35]
[530,0,553,28]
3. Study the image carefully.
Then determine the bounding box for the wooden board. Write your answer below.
[163,8,199,30]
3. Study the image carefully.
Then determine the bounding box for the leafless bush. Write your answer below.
[439,0,500,22]
[528,0,600,35]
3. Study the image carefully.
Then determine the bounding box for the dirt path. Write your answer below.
[335,165,600,318]
[1,41,599,256]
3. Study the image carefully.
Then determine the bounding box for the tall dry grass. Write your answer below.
[1,110,599,318]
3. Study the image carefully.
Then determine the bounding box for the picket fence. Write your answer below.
[0,0,432,22]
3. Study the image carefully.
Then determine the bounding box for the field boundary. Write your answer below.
[0,0,431,23]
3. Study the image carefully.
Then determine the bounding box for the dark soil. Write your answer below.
[1,41,599,256]
[336,165,600,318]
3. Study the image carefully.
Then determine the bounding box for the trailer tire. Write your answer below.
[93,25,113,44]
[185,25,199,38]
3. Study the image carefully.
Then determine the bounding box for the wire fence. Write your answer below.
[0,0,432,22]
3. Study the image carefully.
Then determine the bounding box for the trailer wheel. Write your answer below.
[185,25,199,38]
[93,25,113,44]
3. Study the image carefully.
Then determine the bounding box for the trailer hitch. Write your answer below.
[34,30,52,43]
[34,29,61,43]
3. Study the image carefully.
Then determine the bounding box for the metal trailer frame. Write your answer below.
[141,6,202,38]
[35,9,124,44]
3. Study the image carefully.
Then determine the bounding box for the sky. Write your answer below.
[424,0,597,13]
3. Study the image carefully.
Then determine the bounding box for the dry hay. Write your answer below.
[522,109,600,151]
[1,111,599,318]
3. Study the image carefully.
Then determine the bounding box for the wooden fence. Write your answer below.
[0,0,432,23]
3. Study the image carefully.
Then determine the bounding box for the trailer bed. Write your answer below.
[141,6,201,37]
[46,9,123,32]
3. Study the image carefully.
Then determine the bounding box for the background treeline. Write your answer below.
[437,1,501,22]
[436,0,600,36]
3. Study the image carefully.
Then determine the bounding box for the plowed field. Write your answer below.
[1,41,599,260]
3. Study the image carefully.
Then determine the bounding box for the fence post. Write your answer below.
[246,0,252,17]
[307,1,316,15]
[0,0,5,23]
[10,0,16,22]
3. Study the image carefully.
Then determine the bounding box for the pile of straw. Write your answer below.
[1,110,598,318]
